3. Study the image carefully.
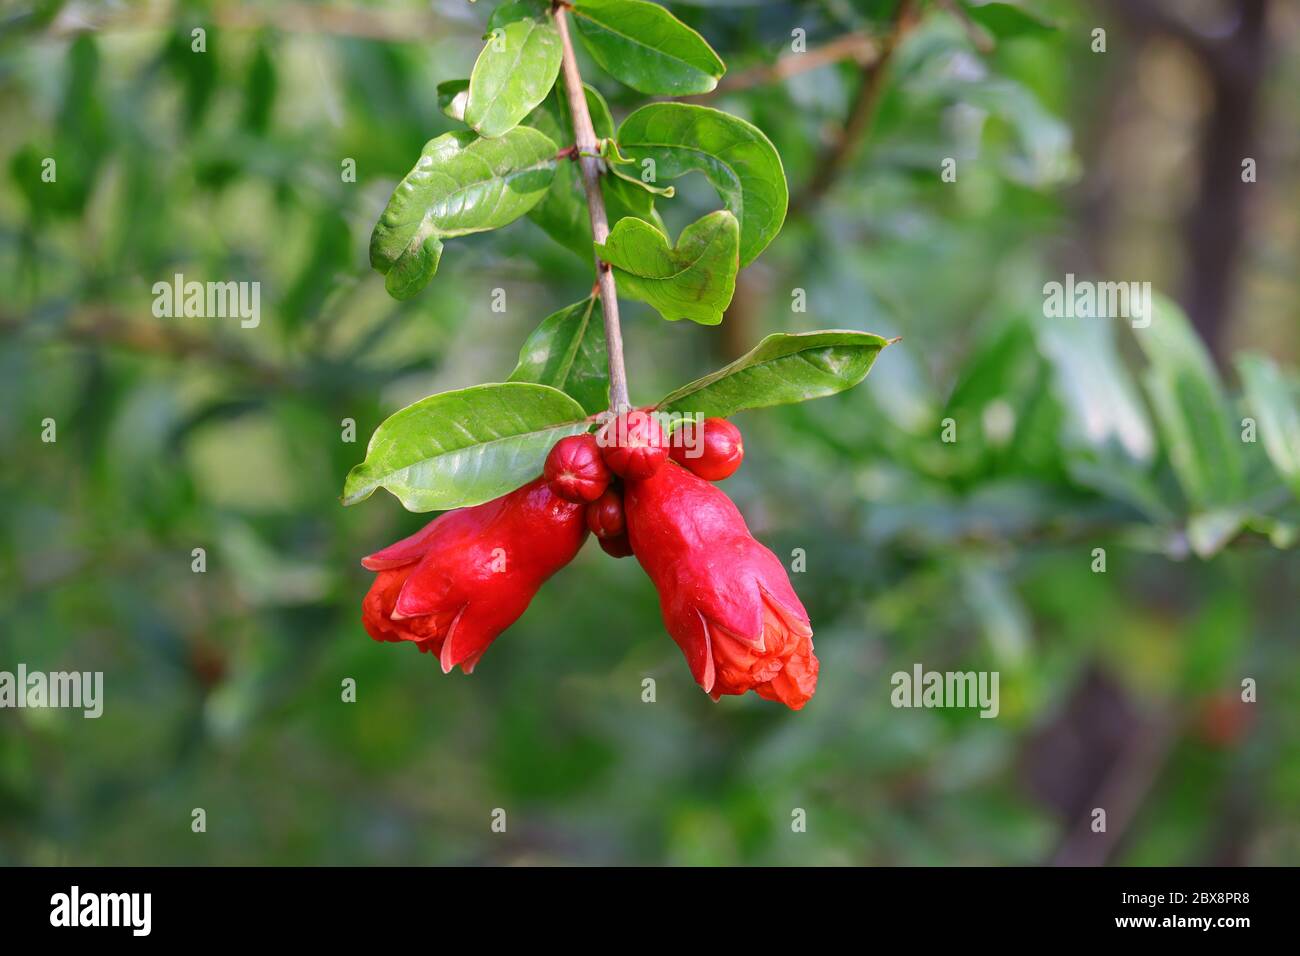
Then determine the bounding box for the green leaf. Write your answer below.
[526,163,662,261]
[961,1,1057,39]
[1187,509,1247,560]
[437,79,470,122]
[1038,315,1154,463]
[508,296,609,414]
[601,138,675,197]
[1136,295,1243,510]
[465,2,563,138]
[369,127,557,300]
[524,87,664,261]
[343,383,590,512]
[595,211,739,325]
[1238,353,1300,500]
[525,81,615,143]
[571,0,725,95]
[1038,313,1165,518]
[616,102,787,266]
[657,330,893,418]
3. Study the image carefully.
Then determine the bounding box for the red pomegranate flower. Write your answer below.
[361,477,587,673]
[624,462,818,709]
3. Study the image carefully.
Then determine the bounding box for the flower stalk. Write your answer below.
[552,3,631,412]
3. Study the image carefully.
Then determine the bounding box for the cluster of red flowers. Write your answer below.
[361,410,818,709]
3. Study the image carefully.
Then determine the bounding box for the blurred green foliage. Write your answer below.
[1,0,1298,866]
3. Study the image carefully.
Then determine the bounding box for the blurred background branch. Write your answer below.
[0,0,1297,867]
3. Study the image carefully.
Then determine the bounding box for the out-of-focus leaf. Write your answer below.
[961,1,1057,39]
[1186,509,1246,560]
[281,212,352,329]
[1238,353,1300,501]
[960,561,1030,668]
[465,1,563,138]
[657,331,892,418]
[508,296,609,415]
[898,34,1076,189]
[241,40,277,134]
[1179,591,1246,692]
[369,128,557,299]
[1136,296,1243,512]
[1066,461,1174,523]
[571,0,725,95]
[342,383,589,512]
[1039,317,1153,463]
[162,25,217,129]
[595,211,739,325]
[615,103,787,266]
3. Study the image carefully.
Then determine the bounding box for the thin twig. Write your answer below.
[0,307,291,386]
[794,0,918,214]
[697,32,880,98]
[552,4,630,412]
[1050,711,1178,866]
[935,0,994,54]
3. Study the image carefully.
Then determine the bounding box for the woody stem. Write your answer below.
[552,3,630,412]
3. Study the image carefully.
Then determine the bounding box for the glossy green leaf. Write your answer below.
[1238,353,1300,500]
[369,127,557,300]
[508,296,609,414]
[342,383,590,512]
[524,87,663,261]
[526,165,661,261]
[657,330,893,418]
[595,211,739,325]
[526,81,615,143]
[437,79,469,122]
[616,103,787,265]
[1136,296,1243,510]
[465,2,563,138]
[571,0,725,95]
[601,139,675,197]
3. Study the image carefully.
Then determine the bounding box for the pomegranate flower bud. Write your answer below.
[544,434,610,503]
[361,478,587,673]
[588,490,633,557]
[586,488,626,539]
[598,408,668,479]
[625,462,818,709]
[670,417,744,481]
[598,532,635,558]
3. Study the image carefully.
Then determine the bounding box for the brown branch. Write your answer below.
[793,0,918,215]
[0,307,292,385]
[696,32,880,98]
[718,5,917,361]
[1049,711,1178,866]
[1097,0,1223,73]
[1100,0,1271,357]
[935,0,994,54]
[553,5,630,411]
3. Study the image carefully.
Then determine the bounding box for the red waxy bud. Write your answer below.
[586,489,626,539]
[598,533,634,559]
[360,478,587,674]
[670,417,744,481]
[625,463,818,710]
[598,408,668,479]
[544,434,610,503]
